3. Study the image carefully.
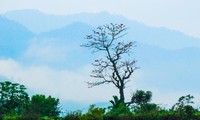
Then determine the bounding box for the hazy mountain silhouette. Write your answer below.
[4,10,200,50]
[4,10,69,34]
[0,16,34,58]
[39,22,93,41]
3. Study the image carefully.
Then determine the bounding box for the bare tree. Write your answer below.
[82,23,138,104]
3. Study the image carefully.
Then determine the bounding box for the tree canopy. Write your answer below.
[0,81,29,115]
[25,94,60,117]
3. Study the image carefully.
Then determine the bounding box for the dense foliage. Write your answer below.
[1,82,200,120]
[0,81,29,115]
[0,81,60,120]
[63,93,200,120]
[24,94,60,117]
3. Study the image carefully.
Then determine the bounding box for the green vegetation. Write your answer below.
[1,81,200,120]
[0,81,60,120]
[24,94,60,117]
[0,81,29,116]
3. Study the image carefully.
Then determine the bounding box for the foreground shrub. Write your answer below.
[24,94,60,117]
[0,81,29,116]
[63,111,82,120]
[106,103,132,117]
[16,115,40,120]
[64,105,105,120]
[80,105,105,120]
[107,96,132,117]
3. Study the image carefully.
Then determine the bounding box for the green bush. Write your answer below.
[63,111,82,120]
[2,115,17,120]
[64,105,105,120]
[132,103,159,113]
[16,115,41,120]
[24,94,60,117]
[106,102,132,117]
[80,105,105,120]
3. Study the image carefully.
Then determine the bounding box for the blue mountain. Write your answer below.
[135,43,200,93]
[129,25,200,50]
[4,10,69,34]
[19,22,95,69]
[39,22,93,41]
[4,10,200,50]
[4,10,128,34]
[0,16,34,58]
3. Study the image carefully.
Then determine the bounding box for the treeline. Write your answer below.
[0,81,59,120]
[1,81,200,120]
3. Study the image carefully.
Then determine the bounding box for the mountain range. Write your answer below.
[0,9,200,111]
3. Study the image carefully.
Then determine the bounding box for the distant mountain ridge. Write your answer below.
[0,16,34,58]
[4,10,130,34]
[38,22,93,40]
[4,9,200,50]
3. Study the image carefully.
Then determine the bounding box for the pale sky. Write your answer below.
[0,0,200,38]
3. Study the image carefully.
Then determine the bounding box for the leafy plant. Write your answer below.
[107,96,132,116]
[131,90,155,113]
[0,81,29,115]
[80,104,105,120]
[109,95,121,109]
[131,90,152,106]
[172,94,195,119]
[24,94,60,117]
[63,110,82,120]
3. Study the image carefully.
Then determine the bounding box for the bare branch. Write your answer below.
[82,23,138,104]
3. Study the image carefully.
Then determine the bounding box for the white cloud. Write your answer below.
[0,58,199,108]
[24,38,70,64]
[0,59,119,103]
[0,58,141,103]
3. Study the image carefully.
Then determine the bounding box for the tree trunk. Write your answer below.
[119,86,125,104]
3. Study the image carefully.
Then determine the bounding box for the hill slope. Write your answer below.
[4,10,200,50]
[0,16,34,58]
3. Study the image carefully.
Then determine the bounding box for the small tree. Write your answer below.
[82,23,138,105]
[25,94,60,117]
[172,94,195,118]
[0,81,29,115]
[80,104,105,120]
[108,96,132,116]
[130,90,158,113]
[131,90,152,106]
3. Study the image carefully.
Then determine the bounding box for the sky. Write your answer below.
[0,0,200,38]
[0,0,200,109]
